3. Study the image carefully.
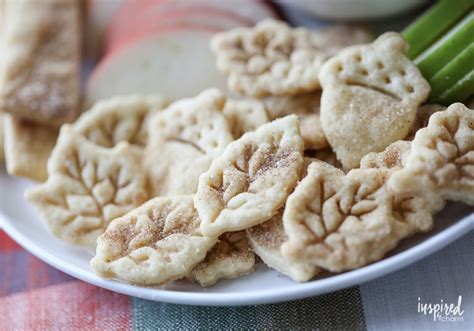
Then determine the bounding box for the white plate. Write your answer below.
[1,165,473,306]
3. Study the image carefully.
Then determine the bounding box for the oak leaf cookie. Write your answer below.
[282,161,437,273]
[360,140,411,169]
[319,32,430,169]
[73,95,168,150]
[263,92,328,150]
[0,114,4,162]
[25,127,148,246]
[407,104,445,140]
[189,231,255,287]
[91,195,216,286]
[247,210,317,282]
[145,89,234,196]
[211,20,372,97]
[223,99,269,138]
[389,103,474,205]
[195,115,304,237]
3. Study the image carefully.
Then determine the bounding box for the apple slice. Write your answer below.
[106,0,277,50]
[106,10,249,53]
[85,0,125,59]
[141,0,278,24]
[403,0,472,59]
[85,30,229,107]
[106,23,222,54]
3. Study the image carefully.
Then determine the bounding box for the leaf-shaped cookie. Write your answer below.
[223,99,269,138]
[145,89,234,196]
[0,114,4,162]
[247,210,317,282]
[25,127,148,246]
[282,161,436,273]
[305,148,342,169]
[360,140,411,170]
[189,231,255,287]
[389,103,474,205]
[263,92,328,151]
[211,20,372,97]
[91,195,216,286]
[72,95,168,150]
[195,115,304,237]
[263,92,321,120]
[407,104,445,140]
[319,32,430,169]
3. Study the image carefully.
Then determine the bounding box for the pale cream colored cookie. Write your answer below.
[300,113,328,150]
[263,92,321,120]
[263,92,327,151]
[389,103,474,206]
[407,104,446,139]
[91,195,216,286]
[305,148,342,169]
[247,210,317,282]
[360,140,411,169]
[211,20,372,97]
[0,0,80,125]
[0,114,4,162]
[3,114,59,182]
[195,115,304,237]
[189,231,255,287]
[223,99,269,138]
[72,95,168,150]
[145,89,234,196]
[319,33,430,169]
[282,161,440,274]
[25,127,148,246]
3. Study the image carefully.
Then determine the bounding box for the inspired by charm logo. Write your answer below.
[417,296,465,323]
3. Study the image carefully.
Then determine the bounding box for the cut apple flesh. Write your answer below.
[85,31,229,107]
[106,9,249,53]
[403,0,473,59]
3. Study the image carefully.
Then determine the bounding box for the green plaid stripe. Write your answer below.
[132,286,366,330]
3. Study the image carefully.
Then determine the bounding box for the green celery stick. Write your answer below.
[415,11,474,79]
[434,69,474,104]
[403,0,473,59]
[428,43,474,100]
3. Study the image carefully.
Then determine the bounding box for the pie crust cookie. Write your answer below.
[407,104,446,139]
[145,89,234,196]
[282,161,439,273]
[319,32,430,169]
[263,92,328,150]
[0,114,4,162]
[3,114,59,182]
[72,95,168,151]
[211,20,372,97]
[223,99,269,138]
[195,115,304,237]
[360,140,411,170]
[247,210,317,282]
[0,0,80,125]
[189,231,255,287]
[25,127,148,246]
[389,103,474,206]
[91,195,216,286]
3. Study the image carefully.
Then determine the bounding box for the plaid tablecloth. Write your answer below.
[1,230,472,330]
[1,2,473,330]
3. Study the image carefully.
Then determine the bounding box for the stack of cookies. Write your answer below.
[4,17,473,287]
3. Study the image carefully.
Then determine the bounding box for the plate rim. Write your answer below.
[1,210,472,306]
